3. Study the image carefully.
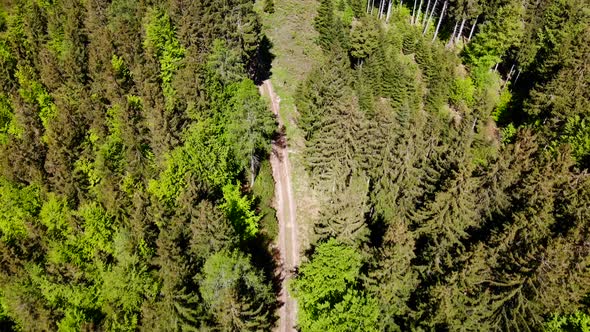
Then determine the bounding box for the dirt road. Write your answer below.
[260,80,299,332]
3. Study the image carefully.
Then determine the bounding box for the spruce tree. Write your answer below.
[315,172,370,245]
[315,0,336,49]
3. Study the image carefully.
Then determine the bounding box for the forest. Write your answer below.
[290,0,590,330]
[0,0,589,331]
[0,0,279,330]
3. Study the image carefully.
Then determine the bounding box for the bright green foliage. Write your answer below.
[144,8,185,112]
[464,3,525,68]
[563,115,590,168]
[0,178,40,242]
[99,231,155,331]
[39,193,71,236]
[77,202,116,258]
[26,263,100,331]
[292,239,379,331]
[15,65,57,129]
[492,87,512,122]
[545,312,590,332]
[200,250,273,331]
[450,76,475,107]
[111,54,131,81]
[149,120,238,206]
[220,183,261,239]
[501,123,517,144]
[0,93,20,143]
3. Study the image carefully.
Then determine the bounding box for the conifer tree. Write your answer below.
[315,172,370,245]
[315,0,336,49]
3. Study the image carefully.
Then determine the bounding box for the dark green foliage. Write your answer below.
[315,0,336,49]
[315,172,370,245]
[297,2,590,330]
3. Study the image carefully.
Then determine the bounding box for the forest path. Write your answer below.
[260,79,299,332]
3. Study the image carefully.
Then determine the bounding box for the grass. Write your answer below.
[255,0,324,253]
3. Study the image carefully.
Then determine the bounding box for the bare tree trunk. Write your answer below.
[432,0,447,41]
[468,15,478,41]
[514,69,521,84]
[250,154,255,186]
[494,63,499,71]
[412,0,418,24]
[400,0,403,6]
[456,17,466,44]
[416,0,423,25]
[386,0,394,22]
[423,0,438,34]
[447,21,458,47]
[379,0,386,19]
[367,0,371,13]
[422,0,432,26]
[501,64,515,91]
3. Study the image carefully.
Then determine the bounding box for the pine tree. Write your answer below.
[306,93,367,189]
[296,49,351,139]
[315,172,370,245]
[315,0,336,49]
[369,218,419,331]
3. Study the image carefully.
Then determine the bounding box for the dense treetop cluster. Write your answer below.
[292,0,590,330]
[0,0,589,331]
[0,0,278,330]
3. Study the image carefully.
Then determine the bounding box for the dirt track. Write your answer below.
[260,80,299,332]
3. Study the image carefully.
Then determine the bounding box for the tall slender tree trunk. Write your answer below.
[412,0,418,24]
[501,64,515,91]
[456,17,466,44]
[447,21,458,47]
[386,0,394,22]
[467,15,478,41]
[423,0,438,35]
[432,0,447,41]
[422,0,432,26]
[250,153,255,186]
[379,0,386,19]
[416,0,423,25]
[367,0,371,13]
[514,69,521,84]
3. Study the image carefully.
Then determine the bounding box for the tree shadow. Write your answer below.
[252,35,275,85]
[245,232,282,329]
